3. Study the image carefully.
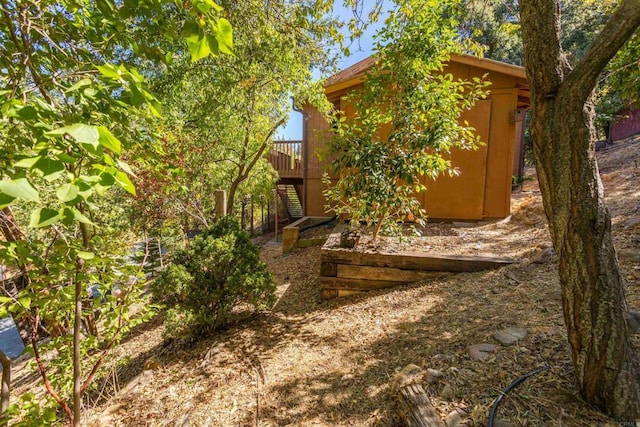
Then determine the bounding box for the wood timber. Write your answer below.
[337,265,446,282]
[321,249,514,272]
[320,277,404,292]
[396,384,445,427]
[320,262,337,277]
[319,226,516,298]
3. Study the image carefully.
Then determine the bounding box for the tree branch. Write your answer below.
[30,315,74,422]
[0,349,10,422]
[81,241,149,394]
[562,0,640,102]
[239,116,286,182]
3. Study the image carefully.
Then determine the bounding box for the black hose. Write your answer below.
[487,365,550,427]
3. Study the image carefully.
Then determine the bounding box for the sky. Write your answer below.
[275,3,389,140]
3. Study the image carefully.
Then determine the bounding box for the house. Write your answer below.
[611,108,640,141]
[271,53,530,222]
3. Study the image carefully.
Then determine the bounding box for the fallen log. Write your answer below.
[396,383,445,427]
[393,364,445,427]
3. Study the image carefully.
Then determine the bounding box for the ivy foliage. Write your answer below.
[151,217,276,337]
[323,0,489,240]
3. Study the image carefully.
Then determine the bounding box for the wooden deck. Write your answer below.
[269,140,302,179]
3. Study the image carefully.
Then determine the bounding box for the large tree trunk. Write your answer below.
[520,0,640,419]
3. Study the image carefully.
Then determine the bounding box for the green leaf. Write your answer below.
[56,183,80,202]
[196,0,223,12]
[188,33,211,62]
[47,123,100,147]
[96,64,121,80]
[18,296,31,309]
[97,126,122,154]
[148,99,162,117]
[181,21,200,39]
[0,296,12,304]
[117,159,136,176]
[195,0,212,13]
[0,178,39,202]
[114,171,136,195]
[206,35,219,55]
[33,157,65,181]
[57,153,78,163]
[129,83,145,106]
[71,208,94,225]
[67,124,100,145]
[14,156,42,169]
[216,18,233,55]
[17,106,38,120]
[0,192,15,209]
[29,208,60,228]
[99,171,116,187]
[77,251,95,260]
[43,406,57,423]
[66,78,92,93]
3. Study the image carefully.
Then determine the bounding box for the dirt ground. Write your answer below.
[11,134,640,426]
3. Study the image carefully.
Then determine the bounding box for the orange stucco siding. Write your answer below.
[302,56,527,220]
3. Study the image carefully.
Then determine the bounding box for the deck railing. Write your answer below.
[270,140,303,178]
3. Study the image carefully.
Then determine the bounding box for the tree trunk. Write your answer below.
[227,178,241,216]
[0,349,10,425]
[520,0,640,419]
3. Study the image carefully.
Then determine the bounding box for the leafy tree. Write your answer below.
[520,0,640,418]
[150,0,338,222]
[150,217,275,337]
[459,0,523,64]
[323,0,488,240]
[0,0,231,425]
[607,32,640,107]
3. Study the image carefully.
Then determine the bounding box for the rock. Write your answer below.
[494,327,527,346]
[121,370,153,396]
[467,343,496,361]
[441,383,455,399]
[532,247,555,264]
[445,410,462,427]
[425,368,443,383]
[431,353,448,362]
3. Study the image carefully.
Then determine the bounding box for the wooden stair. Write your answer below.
[276,184,303,221]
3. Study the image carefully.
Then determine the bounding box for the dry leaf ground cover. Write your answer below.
[11,135,640,426]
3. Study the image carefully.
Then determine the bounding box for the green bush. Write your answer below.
[151,217,276,337]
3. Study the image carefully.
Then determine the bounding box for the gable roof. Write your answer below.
[324,53,528,97]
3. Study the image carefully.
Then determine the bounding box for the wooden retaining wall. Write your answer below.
[320,226,515,298]
[282,216,333,254]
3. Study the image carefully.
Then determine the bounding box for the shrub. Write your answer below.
[151,217,276,337]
